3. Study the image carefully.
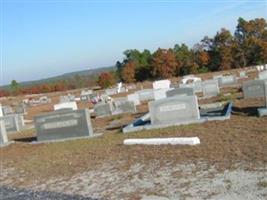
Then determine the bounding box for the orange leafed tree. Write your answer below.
[121,61,136,83]
[151,48,178,79]
[198,51,210,66]
[98,72,116,88]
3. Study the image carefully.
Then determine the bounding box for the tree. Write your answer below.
[10,80,20,95]
[174,43,193,75]
[97,72,116,88]
[150,48,178,79]
[121,61,136,83]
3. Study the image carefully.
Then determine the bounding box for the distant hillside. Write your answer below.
[2,66,116,89]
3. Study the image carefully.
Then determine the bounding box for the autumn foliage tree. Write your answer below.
[97,72,116,88]
[121,61,136,83]
[151,48,178,79]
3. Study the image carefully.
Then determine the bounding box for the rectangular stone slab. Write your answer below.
[34,109,93,142]
[166,87,194,98]
[149,95,200,125]
[242,80,265,99]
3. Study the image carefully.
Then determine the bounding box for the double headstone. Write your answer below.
[149,95,200,126]
[258,70,267,80]
[218,75,237,87]
[0,114,25,133]
[242,80,265,99]
[54,102,78,111]
[136,89,154,101]
[166,87,194,98]
[34,109,93,142]
[202,80,220,97]
[127,93,140,106]
[152,79,171,90]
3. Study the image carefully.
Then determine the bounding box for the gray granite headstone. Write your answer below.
[105,88,117,96]
[218,75,237,86]
[149,95,200,125]
[0,120,8,146]
[242,80,265,99]
[94,102,114,117]
[166,88,194,98]
[0,114,24,133]
[202,80,220,97]
[136,89,155,101]
[34,109,93,142]
[2,106,13,116]
[15,105,26,114]
[258,70,267,80]
[127,93,140,106]
[257,80,267,117]
[112,98,136,114]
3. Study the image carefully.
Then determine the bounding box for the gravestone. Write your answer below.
[105,88,117,96]
[2,106,13,116]
[94,102,114,117]
[15,105,26,114]
[136,89,154,101]
[127,93,140,106]
[153,80,171,89]
[193,80,203,93]
[0,114,25,133]
[81,90,93,102]
[166,87,194,98]
[242,80,265,99]
[202,80,220,97]
[0,120,8,146]
[258,70,267,80]
[34,109,93,142]
[149,95,200,125]
[218,75,237,86]
[54,102,78,111]
[0,104,3,117]
[239,71,248,78]
[257,80,267,117]
[153,88,170,100]
[112,98,136,115]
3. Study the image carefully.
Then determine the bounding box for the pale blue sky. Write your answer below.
[1,0,266,85]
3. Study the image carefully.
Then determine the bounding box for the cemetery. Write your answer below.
[0,67,267,199]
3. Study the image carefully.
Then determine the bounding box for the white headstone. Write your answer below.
[54,102,78,111]
[153,80,171,90]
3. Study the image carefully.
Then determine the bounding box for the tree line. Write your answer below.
[115,17,267,83]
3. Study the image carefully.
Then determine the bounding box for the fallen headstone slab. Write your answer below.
[123,137,200,145]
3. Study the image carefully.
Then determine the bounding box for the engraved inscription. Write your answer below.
[41,119,78,130]
[159,104,186,112]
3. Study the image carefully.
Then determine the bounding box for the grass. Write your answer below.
[257,181,267,188]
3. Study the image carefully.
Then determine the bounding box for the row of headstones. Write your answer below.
[256,64,267,72]
[23,96,51,106]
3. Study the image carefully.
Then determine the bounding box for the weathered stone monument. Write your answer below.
[94,102,114,117]
[257,80,267,117]
[258,70,267,80]
[149,95,200,126]
[153,79,171,89]
[166,87,194,98]
[218,75,237,87]
[153,88,170,100]
[112,98,136,114]
[0,114,25,133]
[0,120,8,146]
[34,109,93,142]
[202,80,220,97]
[127,93,140,106]
[2,106,13,116]
[54,102,78,111]
[242,80,265,99]
[136,89,154,101]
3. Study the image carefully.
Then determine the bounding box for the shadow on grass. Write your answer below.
[13,136,37,143]
[232,106,259,116]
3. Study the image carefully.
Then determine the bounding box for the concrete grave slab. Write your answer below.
[54,102,78,111]
[0,120,8,146]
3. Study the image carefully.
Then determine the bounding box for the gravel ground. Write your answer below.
[0,186,99,200]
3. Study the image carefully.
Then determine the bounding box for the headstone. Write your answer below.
[15,105,26,114]
[152,80,171,90]
[153,88,170,100]
[112,98,136,114]
[34,109,93,142]
[166,87,194,98]
[193,80,203,93]
[2,106,13,116]
[54,102,78,111]
[239,71,248,78]
[94,102,114,117]
[0,120,8,146]
[0,104,3,117]
[0,114,25,133]
[127,93,140,106]
[202,80,220,97]
[136,89,154,101]
[80,90,92,102]
[258,70,267,80]
[242,80,265,99]
[149,95,200,125]
[218,75,237,86]
[105,88,117,96]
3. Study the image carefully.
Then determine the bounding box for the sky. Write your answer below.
[1,0,266,85]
